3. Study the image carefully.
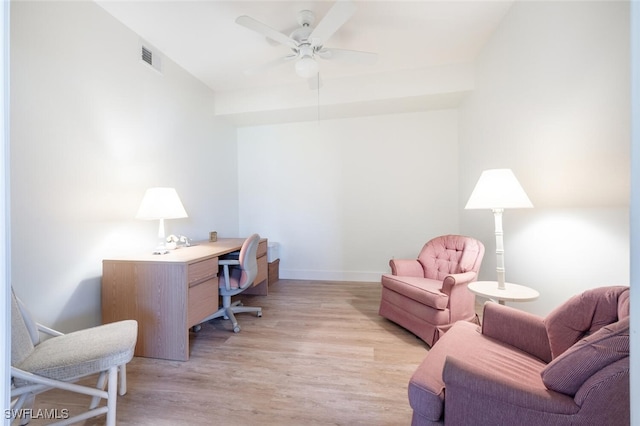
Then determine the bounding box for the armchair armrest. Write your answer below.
[482,302,552,363]
[442,356,578,415]
[441,272,477,294]
[389,259,424,277]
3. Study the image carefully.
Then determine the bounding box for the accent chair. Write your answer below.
[10,288,137,426]
[379,234,485,346]
[409,285,630,425]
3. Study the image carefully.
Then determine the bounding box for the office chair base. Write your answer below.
[199,300,262,333]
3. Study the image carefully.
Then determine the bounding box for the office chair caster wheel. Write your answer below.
[257,311,262,317]
[233,325,241,333]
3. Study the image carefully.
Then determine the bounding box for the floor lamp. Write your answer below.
[465,169,532,290]
[136,187,188,254]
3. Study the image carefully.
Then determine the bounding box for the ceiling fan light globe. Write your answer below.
[295,57,318,78]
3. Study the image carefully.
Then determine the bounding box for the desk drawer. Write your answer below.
[257,240,267,258]
[188,277,218,327]
[188,258,217,286]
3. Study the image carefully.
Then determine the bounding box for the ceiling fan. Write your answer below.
[236,0,377,80]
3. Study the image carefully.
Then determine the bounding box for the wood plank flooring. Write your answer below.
[27,280,430,425]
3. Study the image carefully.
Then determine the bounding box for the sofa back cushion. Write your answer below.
[418,235,484,281]
[541,316,629,396]
[544,286,629,358]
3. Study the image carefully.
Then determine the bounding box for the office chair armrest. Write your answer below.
[219,259,241,291]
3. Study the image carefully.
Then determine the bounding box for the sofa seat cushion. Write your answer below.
[409,320,547,422]
[541,317,629,396]
[381,274,448,310]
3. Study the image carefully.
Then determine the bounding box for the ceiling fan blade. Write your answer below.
[236,15,298,49]
[317,48,378,65]
[309,0,356,47]
[243,55,297,76]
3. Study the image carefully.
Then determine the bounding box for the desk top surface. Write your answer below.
[103,238,247,264]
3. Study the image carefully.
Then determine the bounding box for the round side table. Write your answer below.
[468,281,539,305]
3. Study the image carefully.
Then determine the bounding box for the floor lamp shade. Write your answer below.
[465,169,533,210]
[465,169,532,290]
[136,187,188,240]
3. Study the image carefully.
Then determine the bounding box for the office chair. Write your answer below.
[201,233,263,332]
[10,288,137,426]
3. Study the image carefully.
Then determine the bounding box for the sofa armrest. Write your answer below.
[388,259,424,277]
[441,272,477,294]
[442,356,579,416]
[482,302,552,363]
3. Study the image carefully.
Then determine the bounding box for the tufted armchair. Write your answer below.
[409,286,630,425]
[379,235,485,346]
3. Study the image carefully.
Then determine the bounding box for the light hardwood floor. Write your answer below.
[28,279,430,425]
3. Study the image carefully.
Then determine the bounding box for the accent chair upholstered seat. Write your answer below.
[409,285,630,425]
[379,235,485,346]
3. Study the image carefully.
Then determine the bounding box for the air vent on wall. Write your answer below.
[141,46,153,65]
[140,42,162,74]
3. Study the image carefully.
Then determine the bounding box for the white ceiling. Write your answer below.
[97,0,513,91]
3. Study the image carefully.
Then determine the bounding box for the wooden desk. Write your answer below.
[102,238,268,361]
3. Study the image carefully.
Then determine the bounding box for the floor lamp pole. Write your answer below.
[492,208,506,290]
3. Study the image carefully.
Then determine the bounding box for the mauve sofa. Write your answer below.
[409,285,630,425]
[379,235,484,346]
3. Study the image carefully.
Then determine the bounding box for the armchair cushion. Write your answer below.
[541,317,629,395]
[381,275,448,310]
[544,286,629,358]
[482,302,552,363]
[419,235,483,280]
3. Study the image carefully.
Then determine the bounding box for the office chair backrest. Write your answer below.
[238,233,260,289]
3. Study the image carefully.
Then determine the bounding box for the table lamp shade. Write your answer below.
[465,169,533,210]
[136,187,188,220]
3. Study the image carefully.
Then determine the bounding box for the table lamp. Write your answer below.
[136,187,188,253]
[465,169,532,290]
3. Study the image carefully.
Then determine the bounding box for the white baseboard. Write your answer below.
[279,269,385,282]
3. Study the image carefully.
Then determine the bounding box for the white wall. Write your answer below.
[237,110,460,281]
[630,2,639,422]
[459,1,630,316]
[10,1,239,331]
[1,0,10,419]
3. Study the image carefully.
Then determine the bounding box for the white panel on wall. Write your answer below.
[10,1,238,330]
[238,110,460,281]
[458,1,630,315]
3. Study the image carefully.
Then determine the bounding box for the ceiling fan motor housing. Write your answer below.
[297,10,315,27]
